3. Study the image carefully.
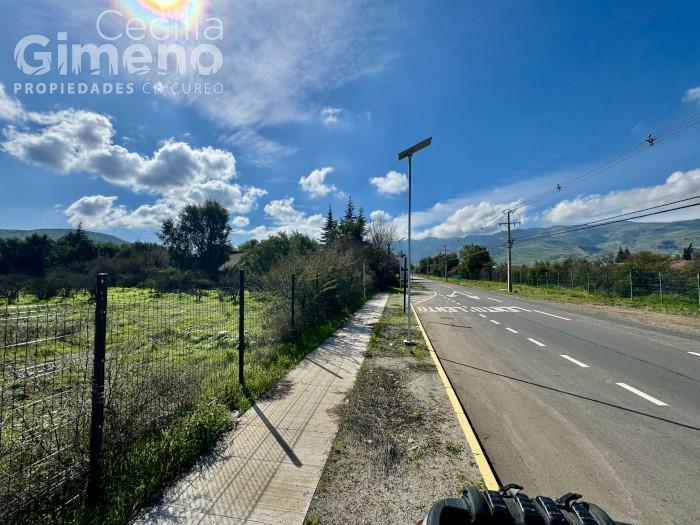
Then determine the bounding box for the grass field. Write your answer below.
[1,285,367,524]
[421,275,700,317]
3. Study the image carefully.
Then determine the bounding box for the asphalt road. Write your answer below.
[412,278,699,525]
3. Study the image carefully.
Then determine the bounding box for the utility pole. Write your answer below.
[444,245,448,282]
[499,210,521,293]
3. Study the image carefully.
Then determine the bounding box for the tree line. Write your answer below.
[419,242,700,283]
[0,198,399,303]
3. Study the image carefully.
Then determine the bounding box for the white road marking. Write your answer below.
[688,352,700,357]
[490,320,501,325]
[414,291,438,304]
[506,327,519,334]
[487,297,503,303]
[560,355,590,368]
[527,338,546,347]
[533,309,571,321]
[615,383,668,406]
[479,314,487,318]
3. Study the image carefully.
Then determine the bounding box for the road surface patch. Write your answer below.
[560,355,590,368]
[615,383,668,406]
[527,338,547,347]
[411,305,499,490]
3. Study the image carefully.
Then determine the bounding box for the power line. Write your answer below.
[513,198,700,244]
[481,109,700,228]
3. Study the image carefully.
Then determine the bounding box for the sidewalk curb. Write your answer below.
[411,304,500,490]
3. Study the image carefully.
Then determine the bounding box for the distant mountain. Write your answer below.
[0,229,128,245]
[400,219,700,265]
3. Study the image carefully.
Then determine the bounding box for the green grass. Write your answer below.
[423,275,700,317]
[2,286,369,524]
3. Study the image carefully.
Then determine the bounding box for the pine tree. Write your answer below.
[321,206,337,245]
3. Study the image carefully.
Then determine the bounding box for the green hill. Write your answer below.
[0,229,128,245]
[406,219,699,265]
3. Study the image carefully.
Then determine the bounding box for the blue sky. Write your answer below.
[1,0,700,243]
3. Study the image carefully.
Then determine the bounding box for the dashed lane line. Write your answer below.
[688,352,700,357]
[527,338,547,347]
[506,328,518,334]
[615,383,669,406]
[490,320,501,325]
[532,309,571,321]
[479,314,487,318]
[487,297,503,303]
[560,355,590,368]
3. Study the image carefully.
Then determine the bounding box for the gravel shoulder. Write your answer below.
[304,292,483,525]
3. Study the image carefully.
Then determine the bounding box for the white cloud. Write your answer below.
[0,87,268,228]
[223,128,297,167]
[65,195,173,230]
[320,106,342,126]
[683,85,700,104]
[370,210,392,223]
[541,169,700,224]
[299,166,337,198]
[251,197,324,239]
[232,216,251,228]
[370,170,408,194]
[415,201,519,240]
[0,84,23,122]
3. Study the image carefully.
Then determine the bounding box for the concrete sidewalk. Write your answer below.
[134,293,388,525]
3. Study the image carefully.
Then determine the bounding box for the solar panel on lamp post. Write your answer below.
[398,137,432,345]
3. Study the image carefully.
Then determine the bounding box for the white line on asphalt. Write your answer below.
[688,352,700,357]
[479,314,487,318]
[487,297,503,303]
[533,309,571,321]
[490,320,501,325]
[506,327,519,334]
[615,383,668,406]
[560,355,590,368]
[414,291,438,304]
[527,338,546,347]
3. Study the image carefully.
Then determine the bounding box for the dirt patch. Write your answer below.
[305,293,483,525]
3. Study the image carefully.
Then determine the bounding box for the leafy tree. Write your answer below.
[159,200,232,276]
[238,232,318,275]
[457,244,493,276]
[58,224,96,265]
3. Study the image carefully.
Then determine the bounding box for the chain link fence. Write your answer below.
[462,268,700,306]
[0,269,369,523]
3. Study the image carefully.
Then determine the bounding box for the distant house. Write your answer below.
[218,252,245,272]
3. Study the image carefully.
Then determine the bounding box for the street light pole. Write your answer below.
[398,137,432,346]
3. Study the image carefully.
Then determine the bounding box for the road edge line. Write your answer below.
[411,303,500,490]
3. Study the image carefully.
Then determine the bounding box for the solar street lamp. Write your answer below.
[398,137,432,345]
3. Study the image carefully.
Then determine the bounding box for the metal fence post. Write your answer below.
[88,273,108,509]
[697,273,699,308]
[658,271,663,305]
[629,271,633,299]
[291,274,296,330]
[239,269,245,386]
